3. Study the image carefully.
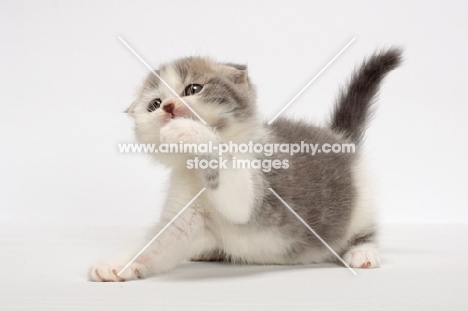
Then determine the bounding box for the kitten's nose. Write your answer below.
[163,103,175,113]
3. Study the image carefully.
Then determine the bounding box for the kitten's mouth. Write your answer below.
[163,112,175,120]
[169,112,189,120]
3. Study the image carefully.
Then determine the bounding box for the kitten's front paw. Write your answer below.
[160,118,217,145]
[343,244,380,269]
[89,262,146,282]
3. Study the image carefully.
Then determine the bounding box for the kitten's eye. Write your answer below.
[147,98,161,112]
[184,84,203,96]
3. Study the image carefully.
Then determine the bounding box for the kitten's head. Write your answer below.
[126,57,258,145]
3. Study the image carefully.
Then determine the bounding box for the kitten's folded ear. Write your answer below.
[220,63,249,84]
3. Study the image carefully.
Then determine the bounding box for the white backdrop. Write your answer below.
[1,0,467,224]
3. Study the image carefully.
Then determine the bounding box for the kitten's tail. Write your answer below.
[330,48,402,144]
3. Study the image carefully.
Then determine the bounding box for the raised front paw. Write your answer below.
[160,118,217,145]
[343,243,380,269]
[89,262,146,282]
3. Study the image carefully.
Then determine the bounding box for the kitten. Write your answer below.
[90,49,401,281]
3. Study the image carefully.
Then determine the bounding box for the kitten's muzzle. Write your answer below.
[163,103,175,114]
[161,99,190,119]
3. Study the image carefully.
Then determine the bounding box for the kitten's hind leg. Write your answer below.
[343,242,380,269]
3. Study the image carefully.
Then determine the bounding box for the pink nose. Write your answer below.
[163,103,175,113]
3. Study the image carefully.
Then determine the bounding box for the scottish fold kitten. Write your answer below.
[90,49,401,281]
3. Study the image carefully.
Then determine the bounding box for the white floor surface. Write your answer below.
[1,223,467,310]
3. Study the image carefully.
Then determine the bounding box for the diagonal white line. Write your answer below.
[117,188,206,276]
[268,188,357,275]
[118,36,207,124]
[267,37,356,125]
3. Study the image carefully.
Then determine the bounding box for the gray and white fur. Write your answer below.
[90,48,402,281]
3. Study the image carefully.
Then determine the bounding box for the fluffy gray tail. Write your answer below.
[330,48,402,144]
